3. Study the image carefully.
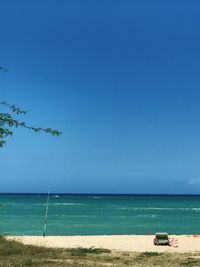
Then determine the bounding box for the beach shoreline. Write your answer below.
[7,235,200,253]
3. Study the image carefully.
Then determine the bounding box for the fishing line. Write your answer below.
[43,180,51,237]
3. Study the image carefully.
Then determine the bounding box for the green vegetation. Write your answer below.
[0,101,62,147]
[0,67,61,147]
[67,246,111,256]
[139,251,160,257]
[1,237,200,267]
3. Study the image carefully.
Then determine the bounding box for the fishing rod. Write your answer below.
[43,180,51,237]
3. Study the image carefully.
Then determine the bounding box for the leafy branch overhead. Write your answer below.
[0,101,62,147]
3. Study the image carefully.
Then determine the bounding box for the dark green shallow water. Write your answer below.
[0,194,200,236]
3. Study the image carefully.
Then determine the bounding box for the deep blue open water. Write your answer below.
[0,194,200,236]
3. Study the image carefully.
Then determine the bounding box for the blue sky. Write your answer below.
[1,0,200,193]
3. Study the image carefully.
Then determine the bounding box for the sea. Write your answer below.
[0,194,200,236]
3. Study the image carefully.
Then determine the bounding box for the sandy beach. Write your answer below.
[8,235,200,253]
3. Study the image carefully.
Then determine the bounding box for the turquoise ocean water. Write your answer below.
[0,194,200,236]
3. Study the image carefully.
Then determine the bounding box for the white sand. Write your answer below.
[7,235,200,253]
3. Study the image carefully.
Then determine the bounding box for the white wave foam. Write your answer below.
[34,202,86,206]
[116,207,200,211]
[137,214,157,218]
[53,203,86,206]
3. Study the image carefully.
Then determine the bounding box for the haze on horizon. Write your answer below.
[1,0,200,194]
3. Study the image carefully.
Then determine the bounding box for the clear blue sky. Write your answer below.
[1,0,200,193]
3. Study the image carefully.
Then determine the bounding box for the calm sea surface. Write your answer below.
[0,194,200,236]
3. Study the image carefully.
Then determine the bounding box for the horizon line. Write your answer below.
[0,192,200,196]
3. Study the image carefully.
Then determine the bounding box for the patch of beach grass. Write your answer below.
[139,251,160,257]
[180,257,200,267]
[1,237,200,266]
[67,246,111,256]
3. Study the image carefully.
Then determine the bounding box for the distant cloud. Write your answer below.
[188,178,200,185]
